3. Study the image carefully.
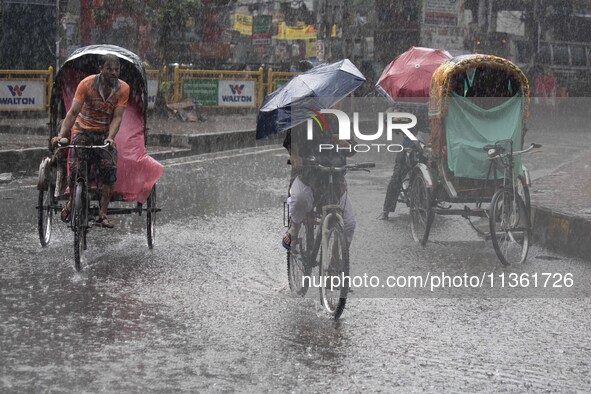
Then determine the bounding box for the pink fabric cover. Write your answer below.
[112,101,163,203]
[61,69,163,204]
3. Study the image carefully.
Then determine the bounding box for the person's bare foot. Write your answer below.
[94,215,114,228]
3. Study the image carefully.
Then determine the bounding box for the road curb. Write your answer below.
[188,130,255,154]
[146,133,190,148]
[0,148,48,174]
[0,129,281,174]
[0,124,47,136]
[531,206,591,261]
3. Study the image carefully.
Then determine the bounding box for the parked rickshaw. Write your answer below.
[408,54,540,265]
[37,44,163,270]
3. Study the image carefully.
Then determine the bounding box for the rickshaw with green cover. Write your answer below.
[408,54,540,265]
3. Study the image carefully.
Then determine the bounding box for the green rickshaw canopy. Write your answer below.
[445,93,523,179]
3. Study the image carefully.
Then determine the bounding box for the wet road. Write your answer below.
[1,139,591,392]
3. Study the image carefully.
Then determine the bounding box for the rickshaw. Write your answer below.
[36,45,163,270]
[407,54,540,265]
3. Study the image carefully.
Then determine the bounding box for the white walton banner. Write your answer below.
[217,80,256,107]
[0,79,45,111]
[147,79,159,109]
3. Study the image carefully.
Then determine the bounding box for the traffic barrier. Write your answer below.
[1,67,160,114]
[172,67,265,108]
[0,66,303,114]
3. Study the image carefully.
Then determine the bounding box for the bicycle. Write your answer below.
[285,159,374,319]
[55,139,114,271]
[486,140,541,265]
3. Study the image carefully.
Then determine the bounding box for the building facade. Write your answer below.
[2,0,591,93]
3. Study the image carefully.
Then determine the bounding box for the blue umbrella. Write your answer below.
[255,59,365,139]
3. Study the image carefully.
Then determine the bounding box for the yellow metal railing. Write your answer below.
[0,66,303,115]
[0,67,53,115]
[267,69,298,95]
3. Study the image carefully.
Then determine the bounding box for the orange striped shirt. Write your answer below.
[72,74,129,134]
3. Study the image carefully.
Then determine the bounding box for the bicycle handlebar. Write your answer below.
[487,142,542,160]
[304,159,375,173]
[56,141,112,151]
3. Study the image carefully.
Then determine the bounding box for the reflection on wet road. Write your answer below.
[1,145,590,391]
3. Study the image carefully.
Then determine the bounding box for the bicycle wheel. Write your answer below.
[409,173,434,246]
[73,182,87,271]
[287,222,314,296]
[146,184,157,249]
[38,184,55,247]
[319,219,349,320]
[489,188,530,266]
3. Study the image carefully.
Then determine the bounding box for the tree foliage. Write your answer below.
[145,0,202,63]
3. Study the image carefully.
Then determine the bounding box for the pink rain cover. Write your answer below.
[61,70,163,204]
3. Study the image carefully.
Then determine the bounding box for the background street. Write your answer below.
[1,122,590,391]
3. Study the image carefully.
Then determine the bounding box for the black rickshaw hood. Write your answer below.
[51,44,148,126]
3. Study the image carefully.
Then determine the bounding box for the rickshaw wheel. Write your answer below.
[409,173,434,246]
[38,184,56,247]
[73,182,88,271]
[146,184,157,249]
[489,188,530,266]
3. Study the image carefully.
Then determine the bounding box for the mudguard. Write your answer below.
[411,163,434,188]
[37,157,51,191]
[521,164,531,186]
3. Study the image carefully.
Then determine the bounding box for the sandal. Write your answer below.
[94,215,114,228]
[282,233,292,251]
[60,202,72,223]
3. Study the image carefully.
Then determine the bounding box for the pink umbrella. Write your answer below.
[376,47,452,102]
